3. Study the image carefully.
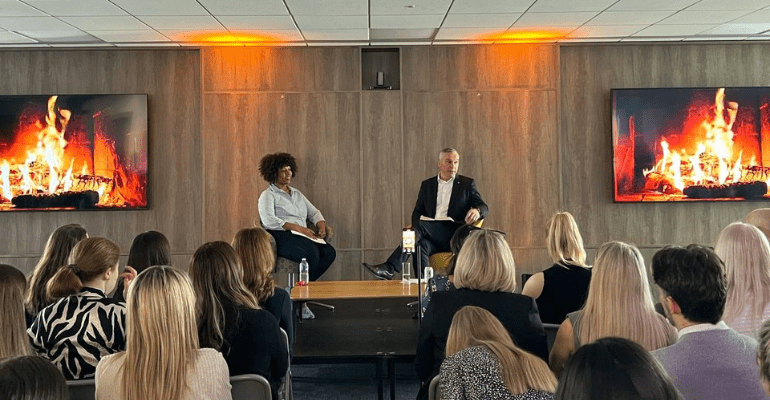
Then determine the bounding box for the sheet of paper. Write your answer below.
[291,230,327,244]
[419,215,455,222]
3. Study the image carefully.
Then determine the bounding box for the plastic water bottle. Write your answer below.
[299,258,310,285]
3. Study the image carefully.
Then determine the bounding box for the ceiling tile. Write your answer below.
[302,29,369,40]
[22,0,127,16]
[16,30,100,42]
[0,1,47,17]
[588,11,675,25]
[658,10,752,25]
[307,41,369,46]
[138,16,223,30]
[569,25,648,37]
[285,0,367,16]
[687,0,770,11]
[513,12,598,27]
[371,0,452,16]
[700,24,770,35]
[608,0,699,11]
[161,28,303,41]
[559,37,622,42]
[0,30,37,43]
[730,9,770,24]
[49,43,115,47]
[370,28,437,39]
[683,36,747,41]
[634,24,716,36]
[115,42,181,47]
[235,29,303,41]
[434,27,504,40]
[621,36,685,41]
[441,13,519,28]
[505,26,574,37]
[528,0,617,12]
[197,0,289,16]
[371,40,433,45]
[293,15,368,30]
[89,30,170,42]
[449,0,534,14]
[371,15,445,29]
[109,0,209,16]
[217,15,297,30]
[60,16,148,31]
[0,16,74,31]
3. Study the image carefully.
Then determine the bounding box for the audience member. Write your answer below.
[756,318,770,396]
[550,241,675,375]
[651,245,767,400]
[233,227,293,348]
[112,230,171,302]
[554,337,682,400]
[0,355,68,400]
[96,266,232,400]
[24,223,87,318]
[714,222,770,338]
[190,241,288,400]
[0,264,30,359]
[440,306,557,400]
[28,237,135,380]
[522,211,591,324]
[745,208,770,238]
[416,229,548,400]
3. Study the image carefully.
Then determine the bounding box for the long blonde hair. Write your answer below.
[453,230,517,293]
[715,222,770,335]
[120,266,199,400]
[0,264,30,359]
[578,241,673,350]
[546,212,588,268]
[446,306,557,394]
[232,227,276,304]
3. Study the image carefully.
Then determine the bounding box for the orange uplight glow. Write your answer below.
[170,31,287,45]
[477,30,568,43]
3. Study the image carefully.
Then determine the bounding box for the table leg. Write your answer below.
[388,358,396,400]
[377,359,383,400]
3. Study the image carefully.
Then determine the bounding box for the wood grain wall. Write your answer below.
[0,49,201,275]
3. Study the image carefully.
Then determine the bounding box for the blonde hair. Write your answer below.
[453,230,516,293]
[578,241,673,350]
[46,237,119,300]
[0,265,30,359]
[546,211,587,267]
[232,227,276,304]
[446,306,557,394]
[715,222,770,336]
[120,266,199,400]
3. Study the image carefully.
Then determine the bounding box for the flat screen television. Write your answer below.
[613,87,770,202]
[0,94,148,210]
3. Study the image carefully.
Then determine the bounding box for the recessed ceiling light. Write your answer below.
[405,5,416,8]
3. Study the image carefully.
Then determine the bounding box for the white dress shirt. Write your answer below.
[677,320,730,339]
[258,184,324,230]
[435,175,454,220]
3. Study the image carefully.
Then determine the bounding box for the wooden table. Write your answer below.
[290,280,424,400]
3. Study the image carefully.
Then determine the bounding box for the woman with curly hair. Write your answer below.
[257,152,336,282]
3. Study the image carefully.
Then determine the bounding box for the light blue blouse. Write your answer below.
[258,184,324,230]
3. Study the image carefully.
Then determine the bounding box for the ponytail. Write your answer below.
[44,237,120,301]
[46,265,83,300]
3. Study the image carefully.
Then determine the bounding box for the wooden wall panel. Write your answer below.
[0,50,201,265]
[560,43,770,250]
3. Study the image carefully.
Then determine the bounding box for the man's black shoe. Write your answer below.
[362,263,394,280]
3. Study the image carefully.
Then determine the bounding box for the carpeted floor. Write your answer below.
[292,361,421,400]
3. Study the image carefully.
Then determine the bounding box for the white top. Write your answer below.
[258,184,324,230]
[95,348,232,400]
[678,320,730,339]
[725,302,770,339]
[435,175,454,220]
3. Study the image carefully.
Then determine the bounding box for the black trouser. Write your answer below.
[268,230,336,281]
[383,220,463,274]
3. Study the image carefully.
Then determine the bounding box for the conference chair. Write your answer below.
[428,375,441,400]
[427,220,484,274]
[231,374,272,400]
[543,323,560,353]
[66,379,96,400]
[279,328,293,400]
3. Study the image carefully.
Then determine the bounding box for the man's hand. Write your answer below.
[464,208,480,224]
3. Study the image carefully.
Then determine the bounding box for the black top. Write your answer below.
[415,289,548,382]
[535,264,592,324]
[204,307,289,400]
[261,288,293,350]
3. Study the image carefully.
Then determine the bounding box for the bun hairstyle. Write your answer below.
[46,237,120,299]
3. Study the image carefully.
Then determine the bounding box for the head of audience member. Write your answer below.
[259,152,297,185]
[652,245,727,329]
[453,229,516,293]
[745,208,770,239]
[25,223,87,315]
[46,237,120,300]
[446,305,557,395]
[714,222,770,333]
[579,241,670,350]
[232,227,276,304]
[757,319,770,395]
[0,264,29,359]
[120,266,198,400]
[127,231,171,274]
[437,148,460,181]
[189,241,260,350]
[546,211,588,268]
[445,224,481,278]
[554,337,682,400]
[0,356,68,400]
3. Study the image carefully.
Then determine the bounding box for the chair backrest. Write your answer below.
[428,375,441,400]
[231,374,272,400]
[279,328,292,400]
[542,323,560,353]
[67,379,96,400]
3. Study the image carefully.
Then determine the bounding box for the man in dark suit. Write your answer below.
[362,148,488,280]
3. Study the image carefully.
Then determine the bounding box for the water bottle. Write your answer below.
[299,258,310,285]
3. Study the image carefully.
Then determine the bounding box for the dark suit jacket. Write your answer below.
[411,175,488,228]
[415,289,548,382]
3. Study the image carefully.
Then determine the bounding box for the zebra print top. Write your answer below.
[27,287,127,380]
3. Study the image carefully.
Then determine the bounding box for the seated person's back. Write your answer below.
[536,263,591,324]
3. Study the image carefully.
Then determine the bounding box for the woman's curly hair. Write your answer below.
[259,153,297,183]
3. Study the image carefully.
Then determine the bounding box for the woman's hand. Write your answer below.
[316,221,327,239]
[121,266,138,300]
